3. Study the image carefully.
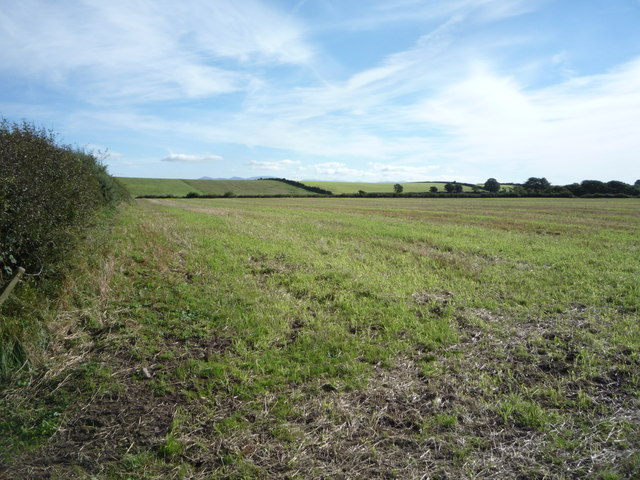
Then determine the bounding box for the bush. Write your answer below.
[0,120,127,378]
[0,119,127,285]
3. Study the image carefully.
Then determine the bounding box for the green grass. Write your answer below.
[116,177,203,197]
[184,179,316,196]
[117,177,317,197]
[302,181,481,193]
[2,197,639,479]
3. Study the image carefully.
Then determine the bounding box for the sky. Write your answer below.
[1,0,639,184]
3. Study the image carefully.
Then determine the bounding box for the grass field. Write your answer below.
[117,177,315,197]
[302,181,480,194]
[116,177,203,197]
[2,198,639,479]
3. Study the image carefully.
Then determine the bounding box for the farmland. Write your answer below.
[116,178,490,197]
[2,198,639,479]
[117,177,316,197]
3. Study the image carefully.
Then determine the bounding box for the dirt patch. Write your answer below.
[249,254,299,277]
[26,387,178,479]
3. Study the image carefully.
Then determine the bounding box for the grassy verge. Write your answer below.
[2,197,638,479]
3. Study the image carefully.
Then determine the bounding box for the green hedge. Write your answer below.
[0,119,128,285]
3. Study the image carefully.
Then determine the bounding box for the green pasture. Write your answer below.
[185,179,314,196]
[117,177,315,197]
[3,197,639,479]
[302,181,479,194]
[116,177,201,197]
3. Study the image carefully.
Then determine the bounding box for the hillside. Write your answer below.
[117,177,317,197]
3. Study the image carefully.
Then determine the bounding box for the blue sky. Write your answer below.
[1,0,639,184]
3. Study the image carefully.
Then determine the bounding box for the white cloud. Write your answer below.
[307,162,440,182]
[248,159,301,171]
[409,58,640,181]
[312,162,372,178]
[370,163,438,178]
[161,153,223,163]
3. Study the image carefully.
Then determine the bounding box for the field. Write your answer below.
[117,177,315,197]
[302,181,478,194]
[2,198,639,479]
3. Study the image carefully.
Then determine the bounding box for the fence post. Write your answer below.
[0,267,26,307]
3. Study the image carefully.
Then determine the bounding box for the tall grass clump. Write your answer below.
[0,119,127,376]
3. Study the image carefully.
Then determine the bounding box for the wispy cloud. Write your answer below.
[308,162,438,181]
[161,153,223,163]
[325,0,538,31]
[248,159,301,171]
[0,0,312,103]
[3,0,637,183]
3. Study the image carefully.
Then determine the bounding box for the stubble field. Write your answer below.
[2,197,639,479]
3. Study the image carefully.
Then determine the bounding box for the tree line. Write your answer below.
[485,177,640,197]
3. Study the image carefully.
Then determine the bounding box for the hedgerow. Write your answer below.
[0,120,128,376]
[0,119,127,285]
[261,177,333,195]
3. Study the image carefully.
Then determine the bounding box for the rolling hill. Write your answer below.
[117,177,317,197]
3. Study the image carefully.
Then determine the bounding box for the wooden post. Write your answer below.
[0,267,26,307]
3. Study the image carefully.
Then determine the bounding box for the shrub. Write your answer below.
[0,120,127,377]
[0,119,127,285]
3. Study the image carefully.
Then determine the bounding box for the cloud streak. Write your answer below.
[161,153,223,163]
[248,159,301,171]
[0,0,312,103]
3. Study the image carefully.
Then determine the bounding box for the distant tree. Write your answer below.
[444,183,454,193]
[357,190,366,196]
[484,178,500,193]
[393,183,404,194]
[523,177,551,192]
[453,183,463,193]
[429,186,438,193]
[605,180,634,195]
[580,180,606,195]
[635,179,640,188]
[565,183,582,195]
[223,191,235,198]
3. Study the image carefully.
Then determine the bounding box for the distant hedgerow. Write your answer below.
[261,177,333,195]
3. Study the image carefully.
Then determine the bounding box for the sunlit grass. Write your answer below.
[2,197,638,479]
[117,177,317,197]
